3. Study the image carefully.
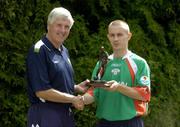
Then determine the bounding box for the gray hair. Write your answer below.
[47,7,74,28]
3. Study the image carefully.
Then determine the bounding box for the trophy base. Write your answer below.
[88,80,109,88]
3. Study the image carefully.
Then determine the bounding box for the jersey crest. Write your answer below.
[111,68,120,75]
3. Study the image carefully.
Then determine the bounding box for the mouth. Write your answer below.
[57,33,63,37]
[112,43,119,47]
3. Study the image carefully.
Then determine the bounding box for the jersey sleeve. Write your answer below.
[133,86,150,102]
[135,60,150,88]
[86,87,94,96]
[26,45,52,92]
[134,59,151,102]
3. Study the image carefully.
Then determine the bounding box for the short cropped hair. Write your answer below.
[47,7,74,28]
[108,20,130,33]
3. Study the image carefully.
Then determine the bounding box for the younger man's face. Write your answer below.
[107,25,131,51]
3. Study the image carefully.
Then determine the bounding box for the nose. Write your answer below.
[60,26,66,33]
[113,35,119,41]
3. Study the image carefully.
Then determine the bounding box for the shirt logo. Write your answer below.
[31,124,39,127]
[111,63,121,67]
[140,76,149,85]
[53,60,59,63]
[111,68,120,75]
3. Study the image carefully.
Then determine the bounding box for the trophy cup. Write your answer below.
[89,46,109,87]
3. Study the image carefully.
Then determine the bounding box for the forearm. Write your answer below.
[36,88,75,103]
[116,84,145,101]
[82,93,94,105]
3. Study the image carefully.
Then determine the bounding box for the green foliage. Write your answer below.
[74,104,97,127]
[167,22,180,56]
[0,0,179,127]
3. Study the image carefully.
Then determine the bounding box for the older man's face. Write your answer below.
[47,17,71,47]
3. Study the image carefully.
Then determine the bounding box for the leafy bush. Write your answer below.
[0,0,179,126]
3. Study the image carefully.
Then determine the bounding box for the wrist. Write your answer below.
[81,96,85,104]
[71,95,76,104]
[116,83,122,91]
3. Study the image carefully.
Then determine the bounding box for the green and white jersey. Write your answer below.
[91,51,150,121]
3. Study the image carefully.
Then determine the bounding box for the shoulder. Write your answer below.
[61,45,70,57]
[34,40,44,53]
[33,40,51,53]
[27,40,50,61]
[62,45,68,52]
[128,52,150,72]
[130,52,148,65]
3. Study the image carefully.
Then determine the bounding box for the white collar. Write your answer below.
[108,50,132,60]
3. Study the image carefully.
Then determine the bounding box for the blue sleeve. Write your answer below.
[27,46,51,92]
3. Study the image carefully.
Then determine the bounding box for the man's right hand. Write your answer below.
[72,95,84,110]
[75,79,90,93]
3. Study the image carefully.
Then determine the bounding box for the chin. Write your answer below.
[113,47,120,50]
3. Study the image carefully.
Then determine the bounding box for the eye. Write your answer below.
[65,25,70,30]
[117,33,123,37]
[109,34,115,38]
[57,24,62,27]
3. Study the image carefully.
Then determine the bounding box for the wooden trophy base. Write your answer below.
[88,80,109,88]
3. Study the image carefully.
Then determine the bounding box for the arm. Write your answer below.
[36,88,76,103]
[105,81,150,102]
[74,79,90,93]
[82,93,94,105]
[81,87,95,105]
[36,88,84,110]
[116,84,149,101]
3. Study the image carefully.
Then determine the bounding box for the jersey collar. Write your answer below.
[108,50,133,60]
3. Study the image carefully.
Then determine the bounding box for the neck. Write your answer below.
[46,34,61,49]
[113,49,128,58]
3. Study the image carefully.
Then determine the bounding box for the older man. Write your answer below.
[26,7,88,127]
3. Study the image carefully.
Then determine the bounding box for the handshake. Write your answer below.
[71,79,115,110]
[72,95,85,110]
[72,79,90,110]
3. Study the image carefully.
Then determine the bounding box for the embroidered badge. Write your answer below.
[111,68,120,75]
[140,76,149,85]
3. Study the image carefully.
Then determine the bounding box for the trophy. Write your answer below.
[89,46,109,87]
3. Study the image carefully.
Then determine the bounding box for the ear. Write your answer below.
[47,25,49,31]
[128,32,132,41]
[47,24,50,31]
[107,34,110,40]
